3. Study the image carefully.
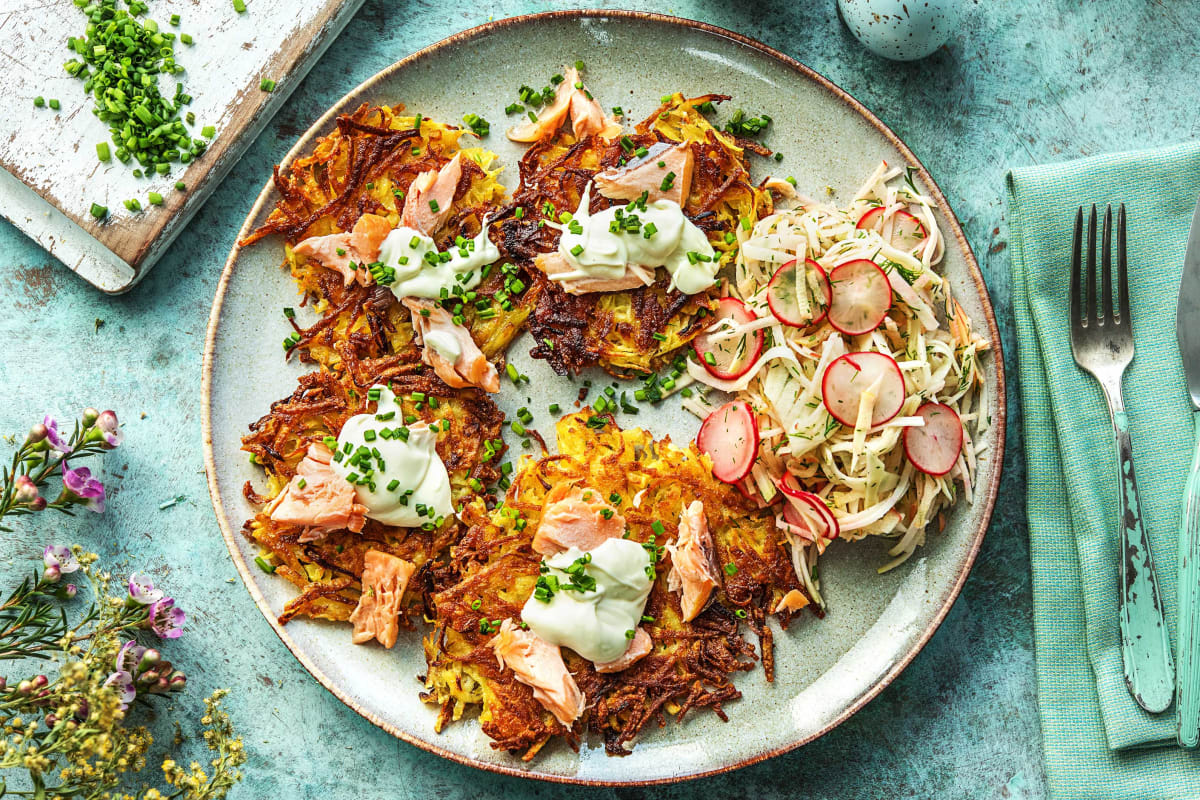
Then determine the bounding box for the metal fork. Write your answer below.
[1070,204,1175,713]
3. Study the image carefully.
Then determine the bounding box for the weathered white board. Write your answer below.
[0,0,365,293]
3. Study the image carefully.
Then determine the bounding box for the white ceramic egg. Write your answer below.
[837,0,960,61]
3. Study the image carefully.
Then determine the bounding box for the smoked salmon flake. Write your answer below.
[489,619,584,728]
[350,549,417,649]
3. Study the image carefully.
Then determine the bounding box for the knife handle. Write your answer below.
[1111,409,1175,713]
[1178,411,1200,747]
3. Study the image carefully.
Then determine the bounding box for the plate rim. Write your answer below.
[201,8,1007,786]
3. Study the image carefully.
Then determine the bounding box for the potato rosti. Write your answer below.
[497,94,773,377]
[422,411,810,759]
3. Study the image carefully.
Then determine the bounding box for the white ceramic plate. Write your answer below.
[203,11,1006,785]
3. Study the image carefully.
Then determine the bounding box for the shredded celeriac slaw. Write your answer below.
[682,162,991,607]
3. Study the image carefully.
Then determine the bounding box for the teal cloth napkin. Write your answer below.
[1008,141,1200,798]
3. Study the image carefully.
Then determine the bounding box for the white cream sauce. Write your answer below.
[553,184,718,294]
[521,538,654,663]
[329,384,453,527]
[376,220,499,300]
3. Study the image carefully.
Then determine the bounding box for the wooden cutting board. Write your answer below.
[0,0,365,293]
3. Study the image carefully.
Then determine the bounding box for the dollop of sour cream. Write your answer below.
[554,184,718,294]
[423,328,462,363]
[329,384,453,527]
[521,538,654,663]
[376,220,499,301]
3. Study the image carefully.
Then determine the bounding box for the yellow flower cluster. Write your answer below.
[0,546,245,799]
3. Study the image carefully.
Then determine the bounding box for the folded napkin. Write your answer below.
[1008,141,1200,798]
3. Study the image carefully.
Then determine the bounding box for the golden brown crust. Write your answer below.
[422,411,812,757]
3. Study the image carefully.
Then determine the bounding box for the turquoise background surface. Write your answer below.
[3,1,1199,796]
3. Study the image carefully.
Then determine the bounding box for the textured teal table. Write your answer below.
[3,1,1197,796]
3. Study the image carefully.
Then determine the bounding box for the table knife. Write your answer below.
[1174,192,1200,747]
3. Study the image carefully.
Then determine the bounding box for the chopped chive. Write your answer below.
[233,0,247,12]
[180,33,193,45]
[201,125,215,138]
[254,556,275,574]
[175,181,186,191]
[89,203,108,219]
[147,191,163,205]
[48,98,60,110]
[96,142,111,162]
[259,78,275,92]
[33,96,45,107]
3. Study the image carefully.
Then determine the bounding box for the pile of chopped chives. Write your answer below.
[63,0,212,183]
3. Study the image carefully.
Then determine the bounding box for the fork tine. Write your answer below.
[1102,205,1114,326]
[1087,205,1098,326]
[1117,204,1130,324]
[1071,207,1083,328]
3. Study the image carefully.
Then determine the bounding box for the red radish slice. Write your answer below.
[856,205,885,231]
[766,259,832,328]
[697,400,759,484]
[857,206,928,252]
[821,351,906,427]
[903,402,964,476]
[891,209,927,251]
[692,297,764,380]
[777,473,840,540]
[826,259,892,336]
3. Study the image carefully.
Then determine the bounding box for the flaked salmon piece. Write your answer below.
[401,298,500,392]
[399,153,462,237]
[534,252,656,296]
[569,88,621,140]
[508,67,620,144]
[532,483,626,556]
[666,500,721,622]
[264,444,367,536]
[349,549,416,649]
[293,213,392,286]
[773,589,810,615]
[489,618,584,728]
[594,141,694,206]
[593,627,652,673]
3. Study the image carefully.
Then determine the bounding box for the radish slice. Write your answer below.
[856,205,885,231]
[766,258,831,328]
[826,259,892,336]
[903,402,963,476]
[821,351,905,427]
[697,400,759,484]
[692,298,764,380]
[777,474,840,542]
[891,209,927,251]
[857,206,928,252]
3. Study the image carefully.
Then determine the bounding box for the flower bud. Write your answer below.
[61,584,77,600]
[74,699,89,721]
[26,423,47,444]
[98,410,122,449]
[0,677,7,692]
[33,675,48,689]
[168,671,187,692]
[30,497,46,511]
[138,649,161,672]
[153,676,169,693]
[44,713,57,728]
[42,563,61,584]
[16,680,33,696]
[13,475,38,504]
[81,408,99,427]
